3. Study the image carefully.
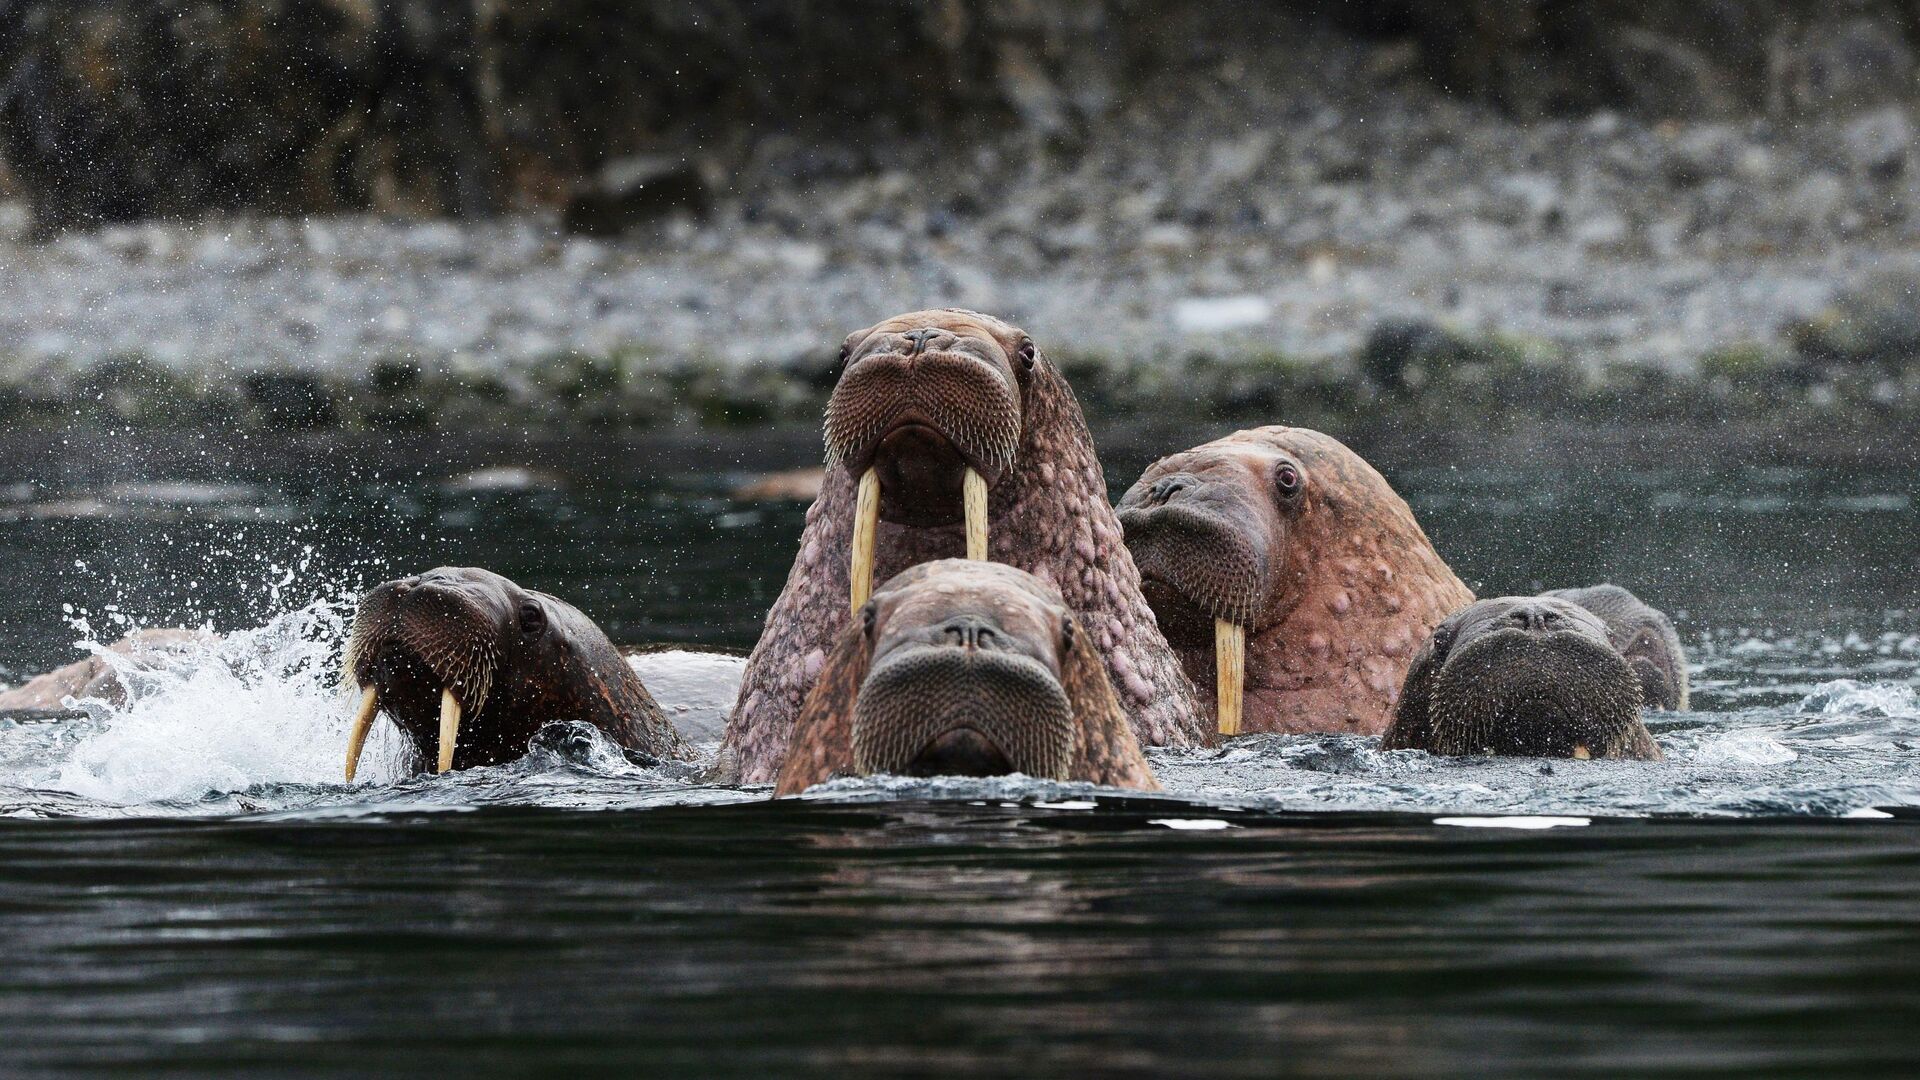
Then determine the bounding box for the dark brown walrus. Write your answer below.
[725,310,1203,783]
[1381,588,1682,760]
[1117,426,1474,736]
[1542,584,1690,712]
[776,560,1157,795]
[344,567,689,776]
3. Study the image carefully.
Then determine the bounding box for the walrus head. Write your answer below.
[342,567,680,777]
[1382,596,1663,760]
[824,309,1032,606]
[775,560,1158,795]
[1116,427,1473,736]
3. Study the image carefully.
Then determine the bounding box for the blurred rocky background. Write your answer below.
[3,0,1920,433]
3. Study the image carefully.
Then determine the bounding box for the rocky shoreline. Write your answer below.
[5,12,1920,435]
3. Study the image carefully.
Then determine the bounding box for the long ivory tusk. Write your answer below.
[850,467,880,614]
[963,467,988,561]
[344,685,378,782]
[437,688,461,774]
[1215,618,1245,737]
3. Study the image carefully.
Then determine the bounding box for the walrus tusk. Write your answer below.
[963,467,988,561]
[1572,744,1592,760]
[1215,619,1245,736]
[437,687,461,774]
[850,467,881,613]
[344,685,378,782]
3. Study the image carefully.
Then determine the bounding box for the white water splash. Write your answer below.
[25,600,414,805]
[1798,679,1919,720]
[1688,729,1799,766]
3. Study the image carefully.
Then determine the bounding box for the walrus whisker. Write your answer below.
[1215,618,1245,736]
[437,687,461,774]
[851,467,881,613]
[964,467,988,560]
[344,684,379,782]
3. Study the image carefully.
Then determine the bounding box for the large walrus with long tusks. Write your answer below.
[1381,589,1680,760]
[1117,426,1473,736]
[345,567,690,776]
[724,309,1203,783]
[776,560,1158,794]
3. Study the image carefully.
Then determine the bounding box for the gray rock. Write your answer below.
[562,157,713,236]
[1842,106,1914,178]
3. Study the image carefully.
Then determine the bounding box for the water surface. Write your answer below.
[0,431,1916,1075]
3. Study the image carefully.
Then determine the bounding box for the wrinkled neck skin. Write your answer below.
[724,368,1203,783]
[1174,484,1474,736]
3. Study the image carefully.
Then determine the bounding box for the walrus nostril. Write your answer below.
[903,328,937,355]
[1510,606,1550,631]
[1150,476,1192,504]
[939,616,998,649]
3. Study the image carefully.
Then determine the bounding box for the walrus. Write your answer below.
[1381,591,1674,760]
[726,310,1203,783]
[344,566,689,776]
[1116,426,1473,736]
[1542,584,1689,711]
[775,560,1157,795]
[0,628,215,711]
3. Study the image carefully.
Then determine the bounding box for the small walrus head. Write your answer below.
[775,560,1158,795]
[1116,426,1471,735]
[1382,596,1663,760]
[343,567,676,777]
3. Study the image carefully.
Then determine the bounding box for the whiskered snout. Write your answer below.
[1428,628,1644,758]
[828,312,1032,610]
[776,558,1158,795]
[1118,472,1275,737]
[851,644,1075,780]
[342,570,508,778]
[1118,486,1272,633]
[824,333,1022,488]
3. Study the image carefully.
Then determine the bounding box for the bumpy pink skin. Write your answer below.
[722,311,1204,783]
[1132,427,1474,735]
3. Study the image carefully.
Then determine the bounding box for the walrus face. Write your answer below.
[342,567,636,776]
[1117,444,1298,637]
[1393,597,1659,760]
[825,310,1028,525]
[774,559,1159,794]
[851,561,1076,779]
[1117,441,1304,733]
[824,310,1032,609]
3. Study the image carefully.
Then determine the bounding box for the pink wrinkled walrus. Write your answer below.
[722,310,1204,781]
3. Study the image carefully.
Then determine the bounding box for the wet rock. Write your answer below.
[1842,106,1914,179]
[1173,296,1272,334]
[1781,16,1916,115]
[242,372,336,429]
[729,468,825,503]
[562,157,713,236]
[1786,271,1920,372]
[1361,319,1471,392]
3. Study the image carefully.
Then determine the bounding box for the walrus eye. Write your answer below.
[1016,340,1036,370]
[1060,616,1077,651]
[1276,463,1303,497]
[518,599,547,635]
[860,601,876,638]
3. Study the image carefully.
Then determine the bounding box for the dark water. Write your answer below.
[4,802,1918,1078]
[1,429,1918,1076]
